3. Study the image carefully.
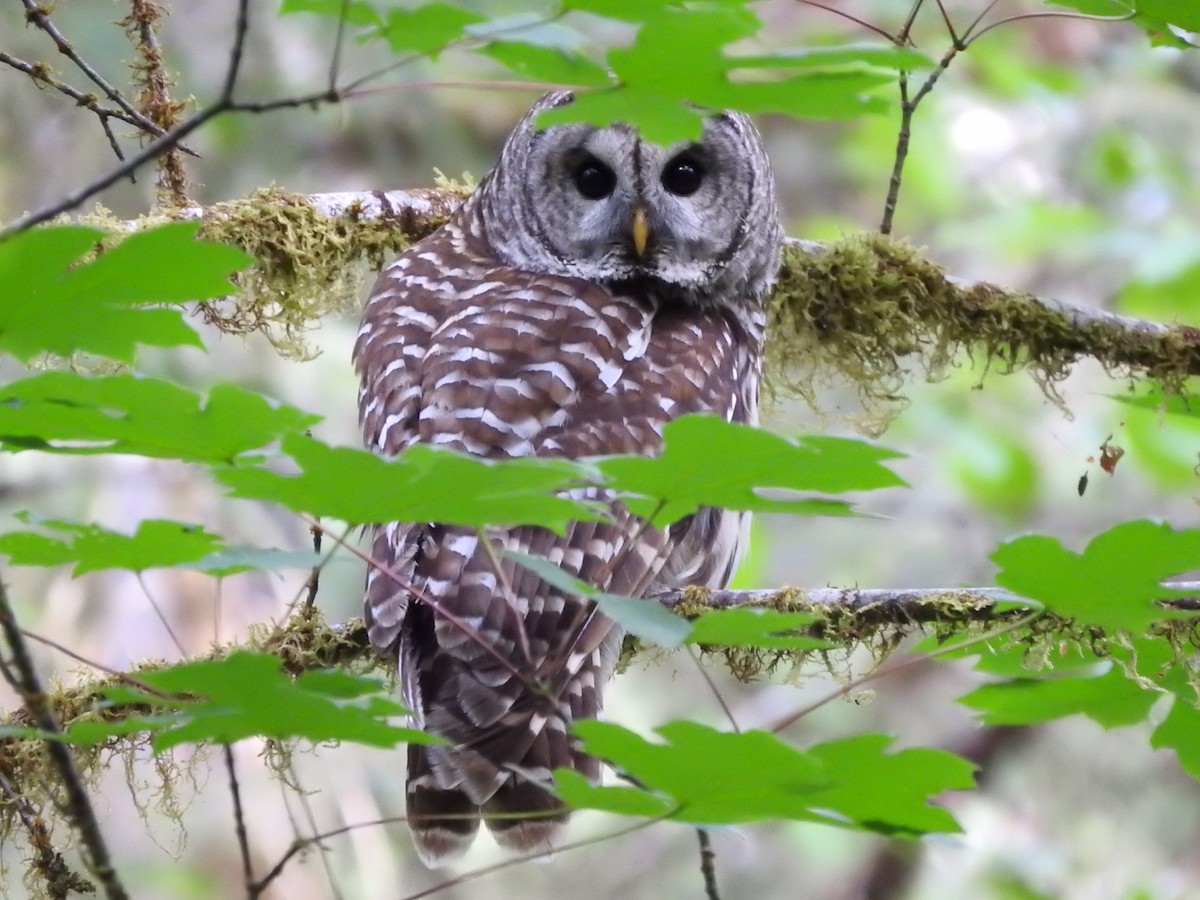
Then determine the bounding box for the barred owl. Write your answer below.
[354,91,782,867]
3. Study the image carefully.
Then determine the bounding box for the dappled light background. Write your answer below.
[3,1,1200,898]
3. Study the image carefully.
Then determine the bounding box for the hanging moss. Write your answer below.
[192,185,467,358]
[765,234,1200,431]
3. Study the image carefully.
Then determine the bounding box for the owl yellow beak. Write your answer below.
[631,207,650,257]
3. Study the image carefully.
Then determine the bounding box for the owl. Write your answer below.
[354,91,782,867]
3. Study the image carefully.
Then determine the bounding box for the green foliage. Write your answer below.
[508,551,693,646]
[960,665,1159,729]
[0,515,323,576]
[536,6,923,142]
[946,518,1200,782]
[0,372,318,461]
[597,415,905,526]
[217,414,902,532]
[0,517,224,575]
[684,608,828,651]
[72,652,431,751]
[0,223,251,361]
[217,433,605,531]
[283,0,929,142]
[991,520,1200,633]
[556,721,974,835]
[373,3,486,55]
[1047,0,1200,46]
[0,652,431,751]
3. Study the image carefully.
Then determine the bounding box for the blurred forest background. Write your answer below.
[3,1,1200,898]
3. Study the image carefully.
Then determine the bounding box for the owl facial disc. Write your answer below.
[477,91,783,307]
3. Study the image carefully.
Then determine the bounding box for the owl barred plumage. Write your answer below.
[353,92,782,867]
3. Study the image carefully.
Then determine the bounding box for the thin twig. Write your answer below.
[791,1,897,42]
[269,520,351,642]
[220,0,253,99]
[224,744,256,895]
[328,0,351,93]
[1,0,252,237]
[880,37,963,234]
[19,628,175,699]
[0,48,178,147]
[0,87,215,236]
[97,114,129,169]
[0,574,128,899]
[769,611,1042,734]
[18,0,192,149]
[963,0,1006,37]
[136,573,186,655]
[964,9,1139,45]
[251,815,411,894]
[697,828,721,900]
[301,518,324,612]
[283,760,344,900]
[400,813,671,900]
[689,647,740,734]
[476,526,535,665]
[897,0,925,44]
[880,71,912,236]
[933,0,959,45]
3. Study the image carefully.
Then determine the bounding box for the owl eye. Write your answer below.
[572,157,617,200]
[661,154,705,196]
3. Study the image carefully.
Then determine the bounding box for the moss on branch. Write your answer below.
[93,189,1200,395]
[767,235,1200,431]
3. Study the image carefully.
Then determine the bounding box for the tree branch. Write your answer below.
[17,0,192,151]
[697,829,721,900]
[96,187,1199,399]
[0,575,128,899]
[223,744,255,896]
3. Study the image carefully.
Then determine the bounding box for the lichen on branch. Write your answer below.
[767,234,1200,432]
[93,188,1200,393]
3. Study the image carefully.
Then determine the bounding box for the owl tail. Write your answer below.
[405,740,572,868]
[406,744,480,867]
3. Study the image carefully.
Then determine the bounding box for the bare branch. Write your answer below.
[0,0,261,237]
[301,518,324,612]
[399,814,669,900]
[223,745,255,896]
[0,574,128,899]
[18,0,199,152]
[790,1,898,43]
[964,10,1139,46]
[0,81,214,236]
[697,829,721,900]
[250,814,411,897]
[880,41,963,234]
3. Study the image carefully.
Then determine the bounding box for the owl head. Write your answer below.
[472,92,783,307]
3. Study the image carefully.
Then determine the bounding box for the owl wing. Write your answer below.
[354,232,758,865]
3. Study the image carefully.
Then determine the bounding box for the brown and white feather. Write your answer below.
[354,91,780,867]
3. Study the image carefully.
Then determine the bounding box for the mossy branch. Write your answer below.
[2,579,1195,883]
[14,578,1199,738]
[0,583,1061,743]
[112,188,1199,411]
